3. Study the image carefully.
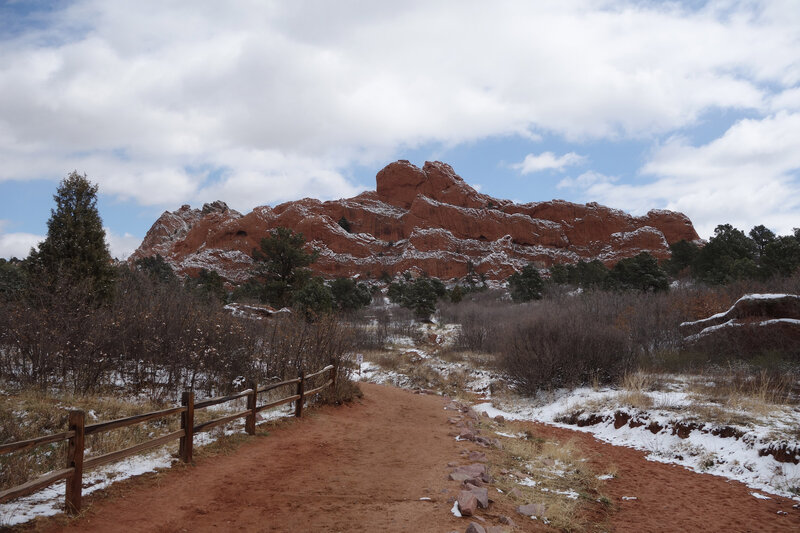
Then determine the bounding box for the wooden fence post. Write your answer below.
[295,371,306,418]
[246,382,258,435]
[65,410,85,514]
[179,391,194,463]
[330,358,338,390]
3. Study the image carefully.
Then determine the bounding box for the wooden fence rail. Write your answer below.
[0,361,337,515]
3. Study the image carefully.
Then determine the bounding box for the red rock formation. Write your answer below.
[130,160,701,282]
[680,294,800,356]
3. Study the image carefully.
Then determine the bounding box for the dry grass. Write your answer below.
[484,419,608,532]
[687,369,796,414]
[618,371,654,410]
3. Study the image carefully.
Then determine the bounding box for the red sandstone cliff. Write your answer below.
[130,160,700,282]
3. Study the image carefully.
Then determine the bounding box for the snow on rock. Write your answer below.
[680,293,800,350]
[681,293,800,335]
[131,160,699,282]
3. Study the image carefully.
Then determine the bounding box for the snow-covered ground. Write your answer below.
[473,386,800,501]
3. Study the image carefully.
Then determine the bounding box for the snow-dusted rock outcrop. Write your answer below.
[680,294,800,354]
[131,160,700,281]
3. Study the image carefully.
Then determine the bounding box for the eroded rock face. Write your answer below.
[130,160,700,282]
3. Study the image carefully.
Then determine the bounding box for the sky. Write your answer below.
[0,0,799,259]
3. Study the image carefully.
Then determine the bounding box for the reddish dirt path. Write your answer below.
[519,420,800,533]
[38,384,476,533]
[30,383,800,532]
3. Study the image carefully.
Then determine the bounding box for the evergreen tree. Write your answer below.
[293,276,334,320]
[663,239,700,277]
[28,172,115,299]
[762,236,800,277]
[252,227,317,307]
[749,225,776,257]
[134,254,177,284]
[549,263,570,284]
[404,277,439,320]
[337,216,352,233]
[692,224,757,284]
[508,264,544,302]
[448,285,464,303]
[330,277,372,311]
[387,275,441,320]
[0,258,26,301]
[573,259,610,289]
[609,252,669,292]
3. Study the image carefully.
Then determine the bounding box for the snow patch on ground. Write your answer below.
[472,385,800,501]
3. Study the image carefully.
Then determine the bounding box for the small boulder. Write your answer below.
[449,472,475,482]
[459,429,476,441]
[468,451,487,462]
[499,515,516,526]
[458,491,479,516]
[465,483,489,508]
[517,503,547,518]
[465,523,486,533]
[494,415,505,423]
[452,463,486,477]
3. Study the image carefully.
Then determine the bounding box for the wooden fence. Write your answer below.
[0,362,337,514]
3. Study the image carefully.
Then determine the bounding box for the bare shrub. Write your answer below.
[346,307,389,351]
[0,269,356,403]
[498,299,635,393]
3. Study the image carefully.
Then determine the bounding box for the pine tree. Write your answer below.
[252,227,317,307]
[28,172,115,299]
[508,264,544,302]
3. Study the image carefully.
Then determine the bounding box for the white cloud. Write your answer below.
[515,152,586,174]
[571,112,800,238]
[0,220,42,258]
[557,170,617,190]
[0,0,797,209]
[104,228,141,260]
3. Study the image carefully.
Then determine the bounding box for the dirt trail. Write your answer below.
[40,384,471,533]
[33,383,799,532]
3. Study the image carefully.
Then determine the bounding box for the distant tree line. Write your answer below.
[507,223,800,303]
[664,224,800,284]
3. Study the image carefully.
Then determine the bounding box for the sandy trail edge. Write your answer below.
[17,383,800,532]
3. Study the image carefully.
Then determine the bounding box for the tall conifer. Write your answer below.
[29,171,115,299]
